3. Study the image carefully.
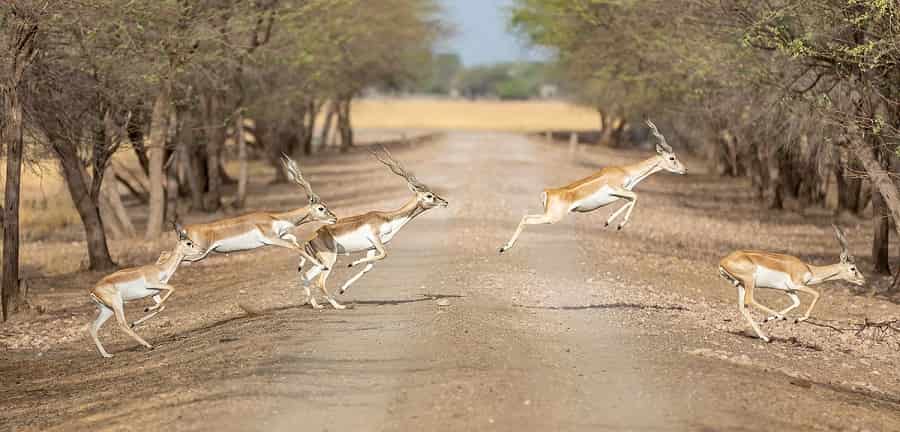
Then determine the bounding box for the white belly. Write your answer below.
[571,186,618,212]
[754,267,797,291]
[334,229,376,253]
[118,278,160,301]
[214,229,267,252]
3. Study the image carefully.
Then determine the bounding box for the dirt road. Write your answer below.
[3,132,900,431]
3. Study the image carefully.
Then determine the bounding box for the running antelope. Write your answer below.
[89,224,204,358]
[718,225,866,342]
[499,120,686,253]
[297,146,448,309]
[182,155,337,267]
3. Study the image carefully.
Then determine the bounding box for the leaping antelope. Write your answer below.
[182,155,337,267]
[718,225,866,342]
[297,146,448,309]
[499,120,686,253]
[89,224,204,358]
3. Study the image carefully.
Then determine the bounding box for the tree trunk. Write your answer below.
[872,189,891,274]
[99,164,135,238]
[302,100,319,155]
[320,100,336,149]
[204,94,222,211]
[2,91,23,321]
[235,109,248,208]
[338,97,353,152]
[178,108,205,210]
[145,79,172,238]
[850,137,900,243]
[52,139,115,271]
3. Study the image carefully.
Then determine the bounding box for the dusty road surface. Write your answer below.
[3,132,900,431]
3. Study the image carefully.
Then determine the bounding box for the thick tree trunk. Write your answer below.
[2,92,23,321]
[235,109,248,208]
[52,140,115,271]
[99,164,135,239]
[850,137,900,243]
[146,80,172,239]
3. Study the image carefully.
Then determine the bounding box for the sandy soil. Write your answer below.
[2,132,900,431]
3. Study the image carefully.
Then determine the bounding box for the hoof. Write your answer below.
[144,307,150,312]
[604,222,609,228]
[617,225,623,231]
[347,264,353,268]
[101,353,113,359]
[498,247,505,254]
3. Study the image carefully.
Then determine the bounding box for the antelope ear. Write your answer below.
[840,251,851,264]
[656,144,665,155]
[174,222,188,240]
[408,182,419,193]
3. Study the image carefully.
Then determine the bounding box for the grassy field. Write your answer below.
[350,98,599,131]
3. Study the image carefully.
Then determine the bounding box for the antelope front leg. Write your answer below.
[793,285,821,323]
[606,189,637,230]
[144,285,174,312]
[500,214,554,253]
[342,250,377,295]
[764,291,800,322]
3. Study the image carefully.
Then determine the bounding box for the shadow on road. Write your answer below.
[513,302,688,311]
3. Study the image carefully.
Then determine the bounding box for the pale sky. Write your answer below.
[436,0,549,66]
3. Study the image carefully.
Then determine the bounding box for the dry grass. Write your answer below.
[1,160,79,242]
[349,98,599,131]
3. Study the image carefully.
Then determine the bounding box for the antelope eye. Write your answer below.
[426,194,433,198]
[669,157,675,161]
[318,206,324,211]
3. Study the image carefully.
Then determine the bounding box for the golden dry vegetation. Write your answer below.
[348,98,599,131]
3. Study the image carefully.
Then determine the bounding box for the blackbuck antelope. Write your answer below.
[718,225,866,342]
[89,224,204,358]
[499,120,686,253]
[297,146,448,309]
[182,155,337,267]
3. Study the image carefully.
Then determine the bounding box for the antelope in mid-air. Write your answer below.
[499,120,686,253]
[718,225,866,342]
[182,155,337,268]
[297,146,448,309]
[89,224,204,358]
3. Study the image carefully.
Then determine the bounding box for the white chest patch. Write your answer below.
[379,217,409,243]
[571,186,618,212]
[754,267,797,291]
[214,229,267,252]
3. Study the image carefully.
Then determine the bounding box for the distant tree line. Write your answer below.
[512,0,900,291]
[415,52,557,100]
[0,0,441,320]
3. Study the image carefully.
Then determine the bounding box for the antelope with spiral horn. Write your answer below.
[500,119,686,253]
[182,155,337,267]
[718,225,866,342]
[297,145,448,309]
